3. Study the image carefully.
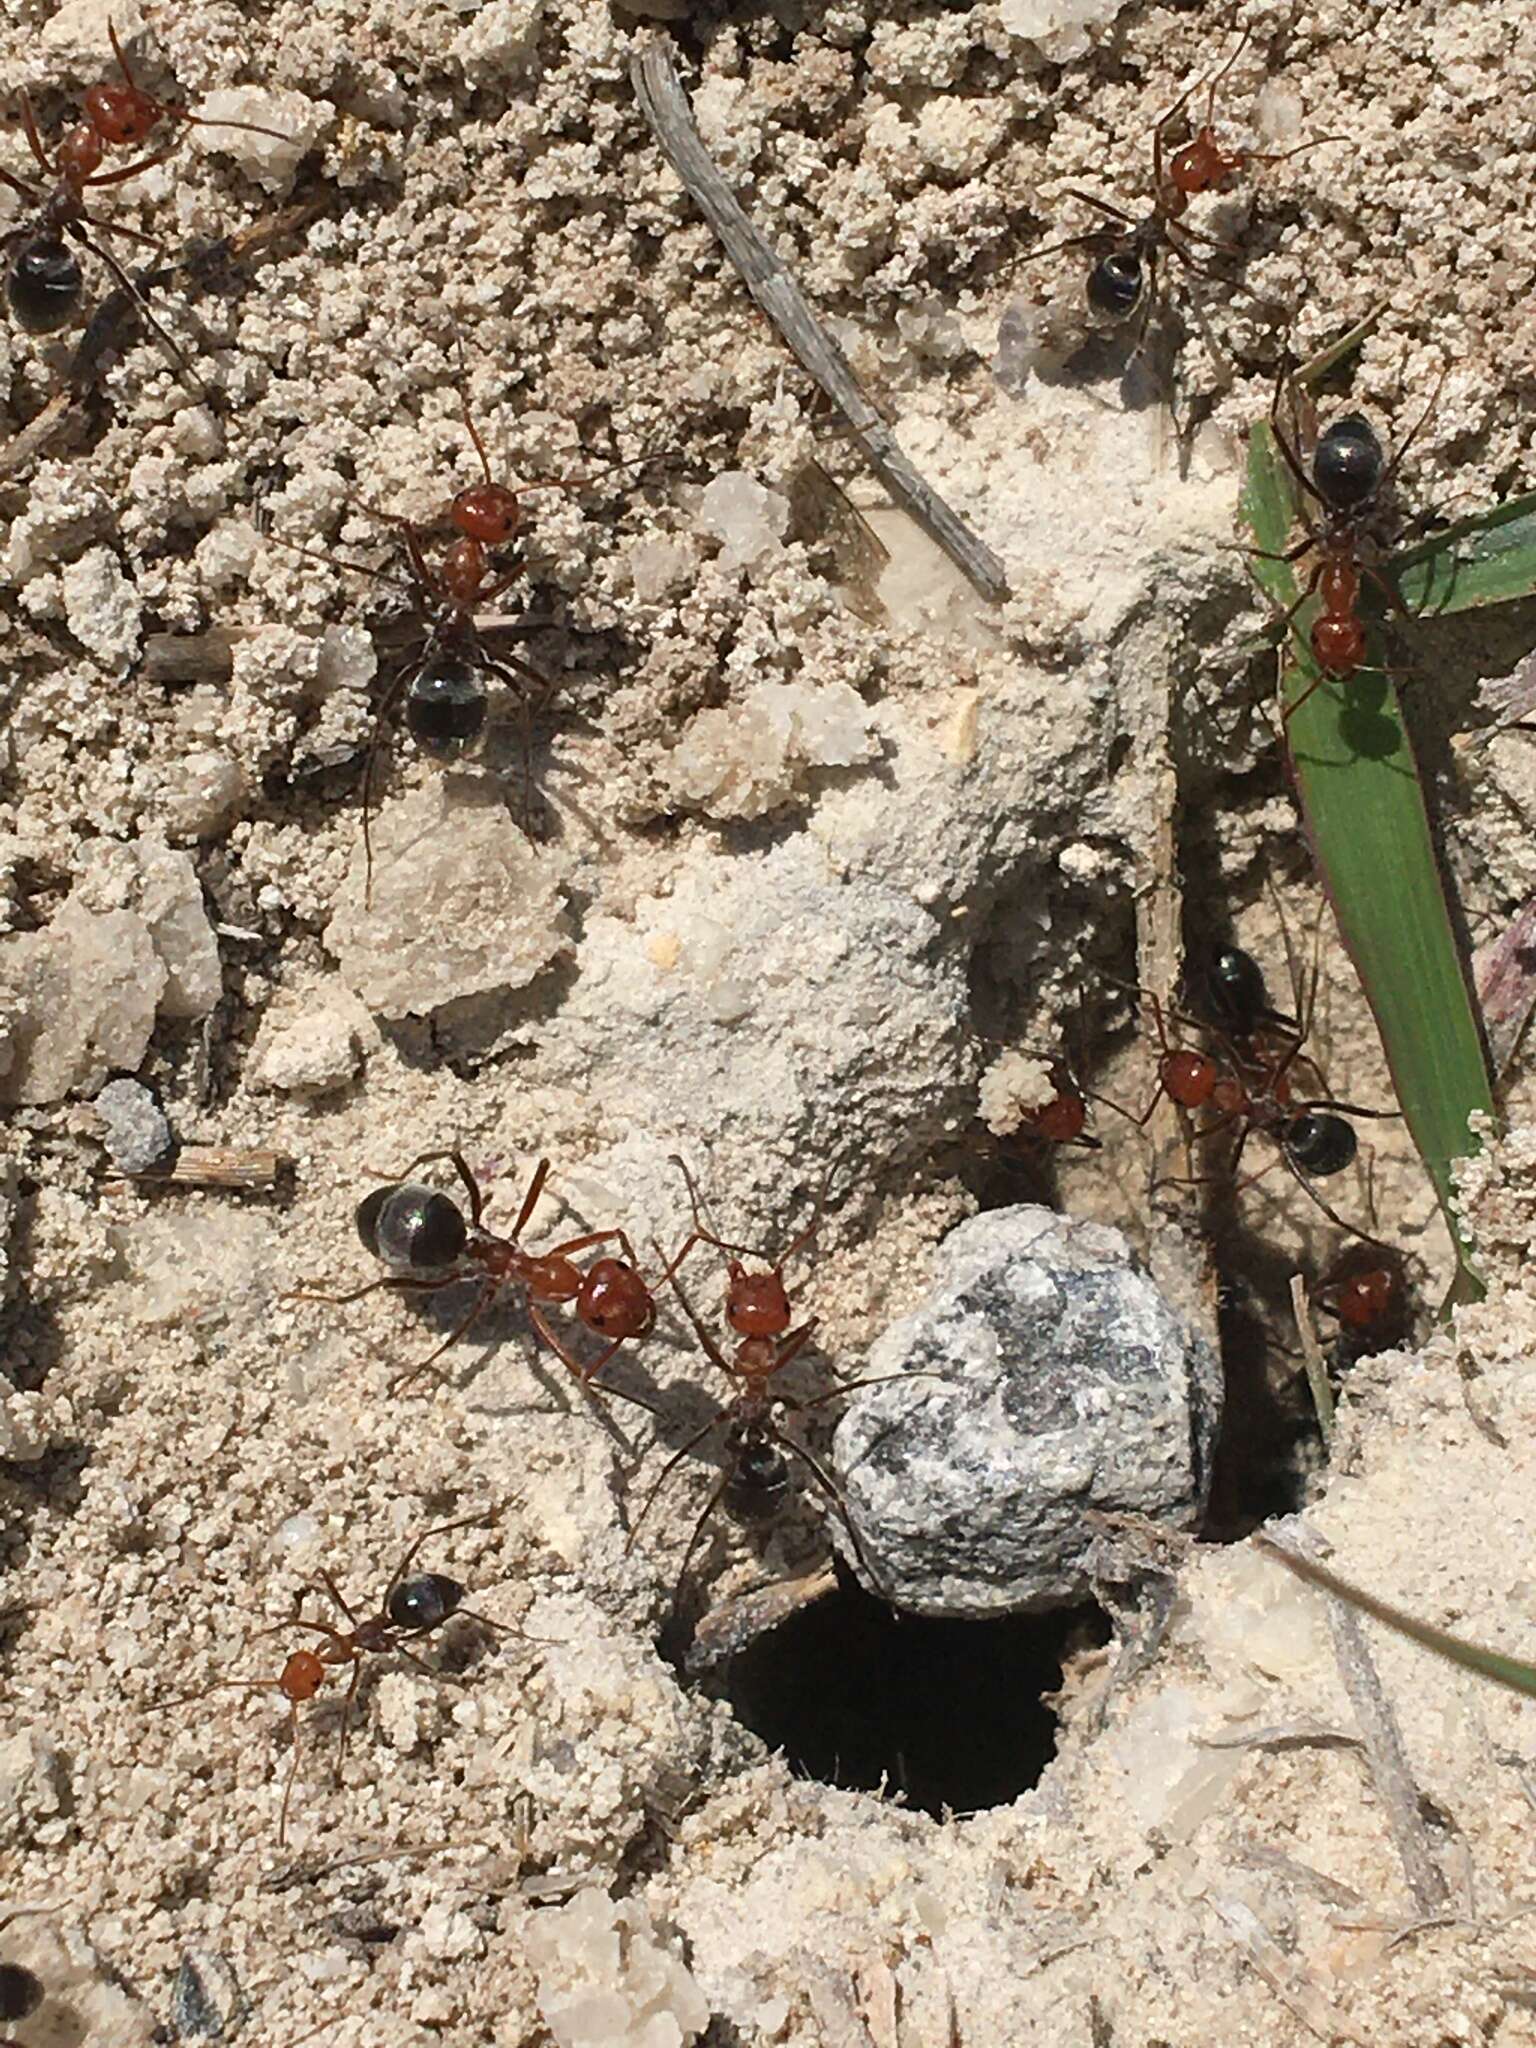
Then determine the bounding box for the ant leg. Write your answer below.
[16,92,55,176]
[769,1425,888,1597]
[379,1512,494,1612]
[285,1273,458,1307]
[0,164,43,205]
[504,1158,551,1238]
[539,1229,632,1263]
[309,1568,361,1628]
[71,226,209,398]
[263,532,416,589]
[668,1469,735,1614]
[1268,370,1326,510]
[1061,188,1142,230]
[524,1302,662,1416]
[362,1148,488,1228]
[389,1281,499,1398]
[360,649,431,908]
[624,1417,725,1553]
[277,1699,304,1847]
[80,149,181,190]
[288,1273,460,1308]
[332,1657,364,1783]
[1380,366,1448,497]
[1278,1151,1396,1253]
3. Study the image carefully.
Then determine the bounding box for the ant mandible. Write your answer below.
[1259,368,1445,717]
[1028,33,1334,340]
[290,1150,676,1402]
[1,22,286,372]
[173,1513,535,1843]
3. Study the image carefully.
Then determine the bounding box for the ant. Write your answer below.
[1259,369,1445,717]
[625,1269,909,1612]
[1027,33,1333,344]
[173,1514,535,1844]
[290,1151,675,1402]
[1129,984,1394,1244]
[1,22,286,377]
[275,348,649,900]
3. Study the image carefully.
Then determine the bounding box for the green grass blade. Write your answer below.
[1242,423,1494,1291]
[1393,490,1536,616]
[1257,1538,1536,1699]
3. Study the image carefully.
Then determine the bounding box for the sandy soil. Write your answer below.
[5,0,1536,2041]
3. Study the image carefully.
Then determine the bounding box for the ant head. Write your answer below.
[1331,1267,1397,1329]
[452,483,522,546]
[357,1183,469,1269]
[405,656,487,752]
[1284,1111,1357,1177]
[726,1267,791,1338]
[578,1259,654,1339]
[1086,249,1144,321]
[1313,414,1384,514]
[83,80,160,146]
[280,1648,327,1702]
[6,239,85,334]
[387,1572,465,1633]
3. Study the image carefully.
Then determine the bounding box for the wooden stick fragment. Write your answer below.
[630,40,1009,605]
[107,1146,294,1192]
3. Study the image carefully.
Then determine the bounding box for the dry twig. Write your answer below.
[630,39,1008,604]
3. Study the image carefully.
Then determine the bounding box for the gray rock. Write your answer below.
[832,1206,1221,1618]
[93,1078,173,1173]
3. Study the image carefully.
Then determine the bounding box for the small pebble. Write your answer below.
[93,1078,173,1173]
[170,1949,246,2039]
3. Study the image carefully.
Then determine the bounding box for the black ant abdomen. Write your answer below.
[405,658,490,751]
[7,239,84,332]
[1284,1111,1357,1177]
[1200,943,1296,1040]
[1087,249,1144,320]
[356,1183,468,1268]
[724,1426,791,1521]
[387,1571,466,1633]
[1312,414,1385,513]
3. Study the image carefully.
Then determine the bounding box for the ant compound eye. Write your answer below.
[8,238,84,333]
[1285,1112,1358,1177]
[406,659,487,751]
[372,1184,468,1268]
[1313,415,1384,512]
[387,1571,464,1632]
[1086,250,1143,320]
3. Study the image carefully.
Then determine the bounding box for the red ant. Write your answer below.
[1258,369,1445,718]
[1,22,286,377]
[1128,983,1395,1244]
[1027,33,1335,344]
[290,1151,676,1402]
[625,1268,913,1611]
[172,1514,535,1844]
[983,1054,1102,1153]
[275,351,647,901]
